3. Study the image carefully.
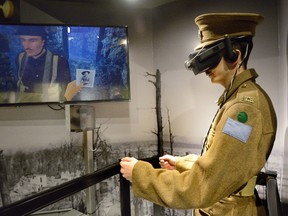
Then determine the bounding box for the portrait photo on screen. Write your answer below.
[76,69,95,88]
[0,23,130,106]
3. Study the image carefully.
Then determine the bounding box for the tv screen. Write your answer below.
[0,23,130,106]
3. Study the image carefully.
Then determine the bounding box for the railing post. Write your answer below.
[83,130,96,216]
[120,174,131,216]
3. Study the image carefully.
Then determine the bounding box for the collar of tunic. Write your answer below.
[217,68,258,106]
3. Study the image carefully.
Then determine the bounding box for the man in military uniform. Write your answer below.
[120,13,277,215]
[16,26,71,103]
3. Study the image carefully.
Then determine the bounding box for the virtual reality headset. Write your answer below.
[185,37,239,75]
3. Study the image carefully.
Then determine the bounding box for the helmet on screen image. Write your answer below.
[16,25,47,39]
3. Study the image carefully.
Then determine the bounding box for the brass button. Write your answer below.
[208,209,213,215]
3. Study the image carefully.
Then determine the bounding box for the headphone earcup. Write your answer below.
[223,36,238,63]
[225,50,238,63]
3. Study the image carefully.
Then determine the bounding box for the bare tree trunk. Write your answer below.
[146,69,164,157]
[0,150,11,206]
[167,108,174,155]
[155,69,164,157]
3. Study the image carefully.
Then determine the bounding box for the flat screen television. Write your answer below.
[0,23,130,106]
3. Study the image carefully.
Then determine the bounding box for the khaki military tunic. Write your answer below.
[132,69,277,215]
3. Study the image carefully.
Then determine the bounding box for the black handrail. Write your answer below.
[1,157,281,216]
[0,162,122,216]
[0,156,159,216]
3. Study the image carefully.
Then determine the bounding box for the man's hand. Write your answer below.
[120,157,138,182]
[159,154,176,170]
[64,80,83,101]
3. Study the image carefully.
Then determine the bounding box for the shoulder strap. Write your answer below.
[51,55,59,84]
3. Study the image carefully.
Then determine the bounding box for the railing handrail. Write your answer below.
[0,156,159,216]
[0,162,121,216]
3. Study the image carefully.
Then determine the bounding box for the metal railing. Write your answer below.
[0,157,281,216]
[0,162,129,216]
[0,157,158,216]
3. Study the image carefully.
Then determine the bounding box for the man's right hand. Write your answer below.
[64,80,83,101]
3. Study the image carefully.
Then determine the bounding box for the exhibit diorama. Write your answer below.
[0,0,287,215]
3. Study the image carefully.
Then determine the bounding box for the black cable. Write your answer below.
[47,104,65,111]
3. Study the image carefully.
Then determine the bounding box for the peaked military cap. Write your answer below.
[194,13,263,50]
